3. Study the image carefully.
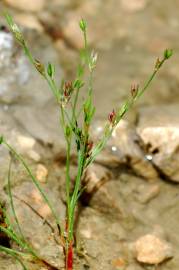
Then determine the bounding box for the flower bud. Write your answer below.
[131,84,139,98]
[64,81,73,96]
[5,14,24,44]
[73,79,84,89]
[65,125,71,138]
[164,49,173,59]
[34,59,45,76]
[79,19,87,32]
[108,109,116,124]
[87,141,93,152]
[47,63,55,78]
[89,51,98,71]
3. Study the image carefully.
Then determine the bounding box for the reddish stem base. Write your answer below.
[66,242,73,270]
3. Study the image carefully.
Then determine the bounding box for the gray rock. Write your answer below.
[9,181,65,268]
[137,104,179,182]
[110,120,158,179]
[0,30,30,104]
[0,26,64,151]
[91,120,158,180]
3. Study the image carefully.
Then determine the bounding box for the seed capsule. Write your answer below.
[108,109,116,124]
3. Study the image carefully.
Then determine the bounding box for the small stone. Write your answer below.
[14,14,44,32]
[112,258,126,268]
[36,163,48,183]
[16,133,41,161]
[27,149,41,162]
[16,134,36,150]
[5,0,45,12]
[134,234,173,264]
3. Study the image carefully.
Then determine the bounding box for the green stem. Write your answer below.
[72,87,80,123]
[68,150,85,241]
[0,246,29,270]
[134,58,165,101]
[2,140,62,235]
[87,57,167,167]
[0,225,35,257]
[23,44,34,66]
[45,75,60,102]
[83,29,90,66]
[24,43,60,102]
[66,140,71,218]
[7,159,25,240]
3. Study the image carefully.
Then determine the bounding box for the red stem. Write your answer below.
[66,242,73,270]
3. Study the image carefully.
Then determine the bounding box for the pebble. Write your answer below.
[16,134,36,150]
[112,258,126,268]
[5,0,45,12]
[16,134,41,161]
[134,234,173,264]
[14,14,44,32]
[27,149,41,162]
[36,163,48,183]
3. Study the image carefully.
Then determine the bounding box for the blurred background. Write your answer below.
[0,1,179,269]
[0,0,178,118]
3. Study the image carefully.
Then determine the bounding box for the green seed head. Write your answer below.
[5,14,24,45]
[164,49,173,59]
[79,19,87,32]
[47,63,55,78]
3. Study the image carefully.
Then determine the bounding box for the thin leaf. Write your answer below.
[0,245,29,270]
[7,159,25,239]
[2,140,62,235]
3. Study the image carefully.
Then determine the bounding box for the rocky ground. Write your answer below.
[0,0,179,269]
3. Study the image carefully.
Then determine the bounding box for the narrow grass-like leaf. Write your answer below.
[0,225,27,250]
[2,140,62,235]
[0,245,29,270]
[7,159,25,239]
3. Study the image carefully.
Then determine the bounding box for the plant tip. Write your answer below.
[79,19,87,32]
[164,49,173,59]
[5,13,24,45]
[47,62,55,78]
[108,109,116,124]
[131,83,139,98]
